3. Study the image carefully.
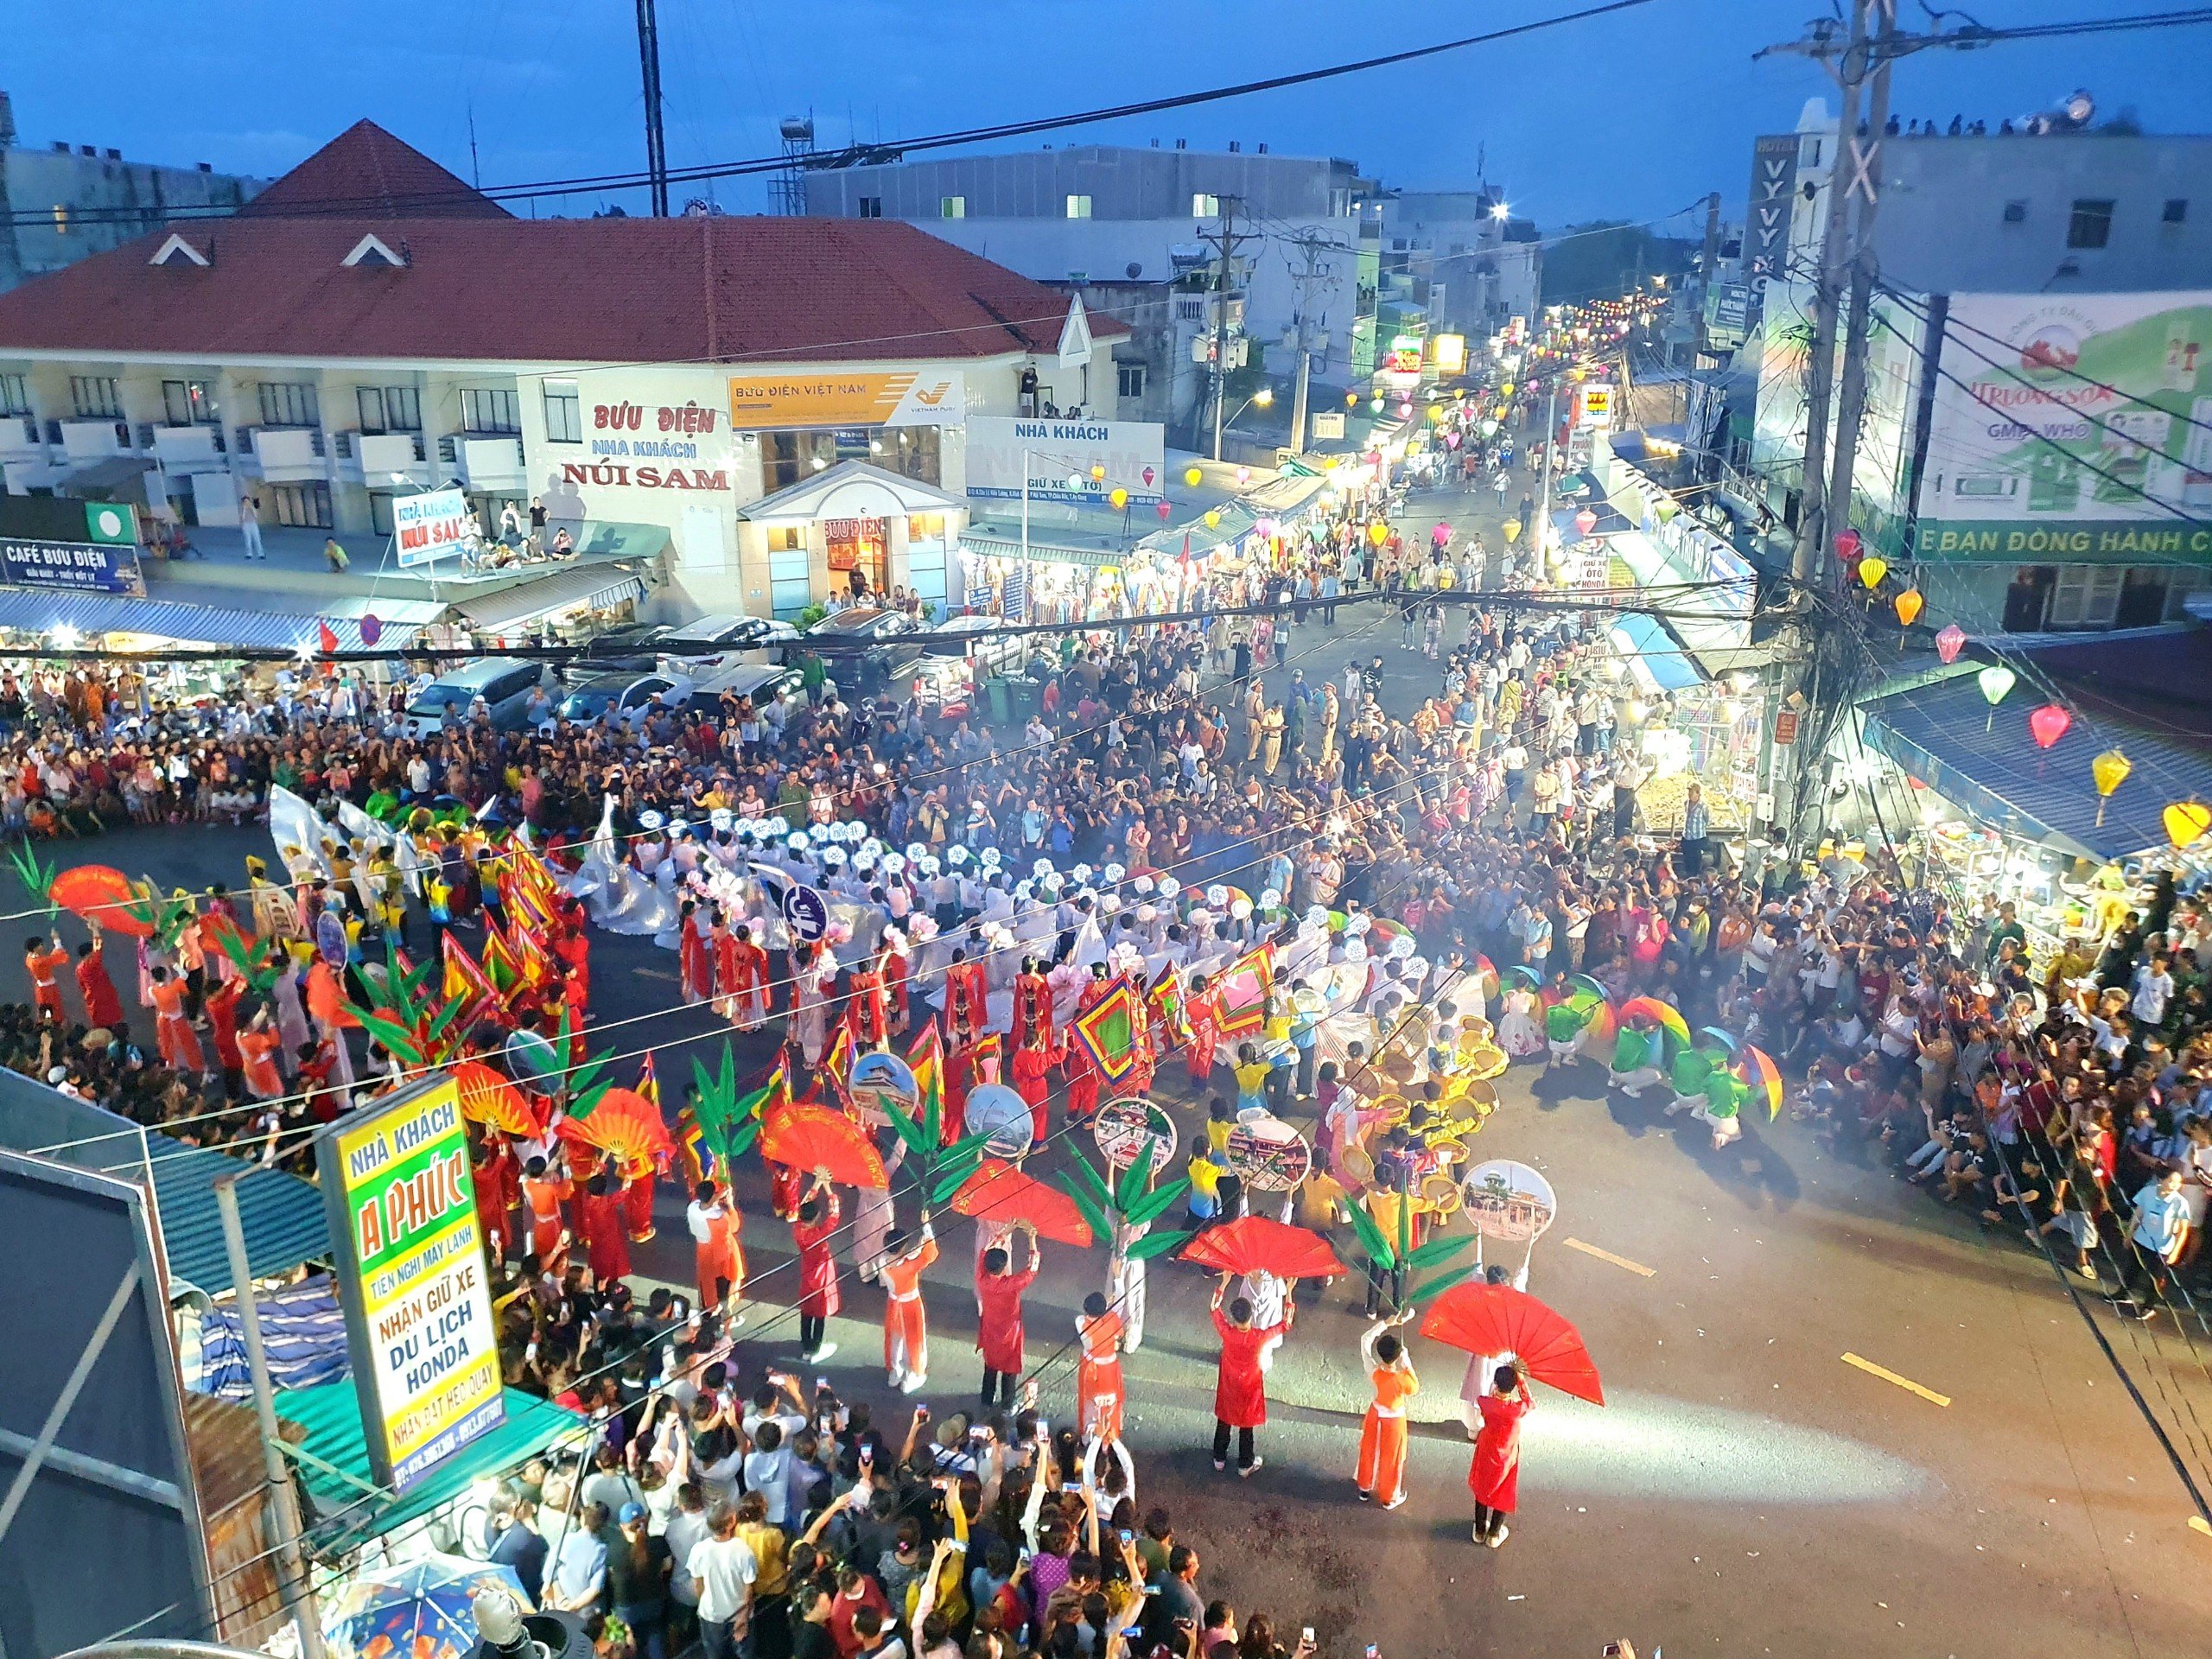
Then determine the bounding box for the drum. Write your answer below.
[962,1084,1033,1159]
[1223,1115,1313,1192]
[1094,1095,1178,1176]
[846,1052,918,1131]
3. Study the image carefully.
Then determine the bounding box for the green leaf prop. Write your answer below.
[1346,1199,1396,1272]
[1124,1228,1195,1262]
[1115,1146,1152,1212]
[351,1006,427,1066]
[1062,1149,1114,1213]
[7,844,56,921]
[1127,1177,1192,1228]
[1055,1173,1115,1247]
[1405,1261,1484,1308]
[1406,1232,1481,1272]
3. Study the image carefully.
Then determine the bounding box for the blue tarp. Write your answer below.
[192,1274,351,1398]
[0,588,419,651]
[1859,667,2212,861]
[1608,613,1703,694]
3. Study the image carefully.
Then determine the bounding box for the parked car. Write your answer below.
[543,669,696,732]
[573,622,667,672]
[692,662,806,709]
[803,606,924,694]
[403,658,546,735]
[916,614,1026,696]
[657,612,802,670]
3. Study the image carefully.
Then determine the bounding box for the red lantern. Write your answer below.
[1834,528,1862,562]
[2029,703,2071,750]
[1574,508,1598,536]
[1154,499,1173,520]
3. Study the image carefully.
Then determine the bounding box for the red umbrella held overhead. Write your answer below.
[1419,1282,1605,1405]
[951,1158,1094,1248]
[1180,1216,1346,1281]
[759,1103,888,1190]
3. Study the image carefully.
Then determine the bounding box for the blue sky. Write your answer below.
[9,0,2209,228]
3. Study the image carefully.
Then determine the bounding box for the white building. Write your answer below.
[0,124,1128,620]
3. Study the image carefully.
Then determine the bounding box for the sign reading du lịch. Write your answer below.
[317,1074,504,1491]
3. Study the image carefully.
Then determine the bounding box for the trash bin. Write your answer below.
[982,676,1014,727]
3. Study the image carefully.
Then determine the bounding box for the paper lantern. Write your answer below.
[1574,507,1598,536]
[1977,664,2015,707]
[1834,528,1861,561]
[1428,405,1446,424]
[1236,467,1251,486]
[2029,702,2071,750]
[2092,749,2132,824]
[1397,402,1414,418]
[1655,498,1678,522]
[1894,588,1923,626]
[1936,623,1967,664]
[1857,555,1889,590]
[1185,466,1203,487]
[1371,395,1385,411]
[1109,486,1129,510]
[1367,521,1389,545]
[1205,509,1222,529]
[2163,801,2211,849]
[1503,518,1521,543]
[1500,382,1516,397]
[1344,391,1358,407]
[1090,463,1107,481]
[1154,499,1173,520]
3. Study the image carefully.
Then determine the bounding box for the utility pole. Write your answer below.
[1694,189,1722,360]
[1824,0,1897,563]
[1761,1,1868,582]
[635,0,670,216]
[1286,231,1344,458]
[1200,198,1257,461]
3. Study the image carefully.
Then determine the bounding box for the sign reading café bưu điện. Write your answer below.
[317,1075,503,1491]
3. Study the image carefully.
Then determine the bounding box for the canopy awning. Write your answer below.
[1608,612,1704,694]
[957,530,1129,571]
[1859,666,2212,861]
[0,588,432,651]
[276,1382,584,1547]
[454,566,645,630]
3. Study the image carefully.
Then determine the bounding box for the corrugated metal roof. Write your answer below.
[0,1071,328,1298]
[0,587,424,650]
[453,566,645,630]
[276,1382,584,1546]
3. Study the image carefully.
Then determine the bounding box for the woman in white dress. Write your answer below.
[1496,985,1542,1060]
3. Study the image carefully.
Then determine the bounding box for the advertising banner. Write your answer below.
[318,1076,503,1491]
[391,487,474,569]
[728,369,965,430]
[0,537,143,594]
[1743,133,1799,296]
[1914,292,2212,561]
[964,415,1167,505]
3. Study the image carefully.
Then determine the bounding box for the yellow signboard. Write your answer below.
[728,369,964,430]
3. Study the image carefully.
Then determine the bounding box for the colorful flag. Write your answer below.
[1146,963,1186,1042]
[1071,976,1143,1085]
[1213,942,1274,1039]
[734,1058,790,1124]
[508,912,554,988]
[480,927,523,997]
[907,1021,944,1122]
[638,1052,660,1113]
[679,1111,715,1185]
[442,932,499,1015]
[816,1024,855,1105]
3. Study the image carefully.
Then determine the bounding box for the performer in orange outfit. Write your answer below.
[519,1154,572,1276]
[1077,1291,1127,1443]
[1184,972,1222,1088]
[575,1168,631,1284]
[974,1226,1040,1411]
[1354,1313,1420,1509]
[1011,959,1052,1052]
[238,1013,285,1101]
[791,1178,842,1363]
[686,1179,747,1313]
[1011,1026,1053,1146]
[848,951,890,1051]
[879,1211,939,1392]
[726,924,771,1028]
[944,950,987,1035]
[23,935,69,1025]
[678,901,713,1004]
[620,1151,662,1243]
[472,1132,518,1262]
[75,941,124,1031]
[148,966,206,1072]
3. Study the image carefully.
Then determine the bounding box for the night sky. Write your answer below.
[12,0,2210,229]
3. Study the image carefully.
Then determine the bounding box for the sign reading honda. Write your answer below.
[1915,292,2212,561]
[318,1075,503,1491]
[964,416,1166,505]
[392,487,474,569]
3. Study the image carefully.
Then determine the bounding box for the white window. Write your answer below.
[857,197,883,219]
[70,376,121,418]
[941,196,965,219]
[543,379,582,444]
[1066,194,1092,219]
[2048,564,2123,629]
[0,374,28,417]
[1116,363,1146,400]
[257,381,320,427]
[461,387,521,435]
[161,379,217,426]
[1192,193,1219,219]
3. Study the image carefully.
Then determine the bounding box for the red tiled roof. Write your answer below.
[239,120,512,220]
[0,213,1124,365]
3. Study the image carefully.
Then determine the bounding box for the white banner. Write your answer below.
[391,488,473,568]
[964,415,1167,505]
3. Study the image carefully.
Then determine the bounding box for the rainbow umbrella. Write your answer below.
[1696,1026,1739,1054]
[1502,964,1543,991]
[1583,1000,1619,1048]
[1617,995,1690,1046]
[1367,916,1412,950]
[1469,954,1500,998]
[1567,973,1610,1002]
[1741,1046,1784,1119]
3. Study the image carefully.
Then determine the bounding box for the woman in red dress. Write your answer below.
[1469,1365,1532,1547]
[791,1177,842,1363]
[1209,1274,1289,1477]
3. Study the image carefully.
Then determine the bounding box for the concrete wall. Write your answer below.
[0,145,262,291]
[804,144,1368,221]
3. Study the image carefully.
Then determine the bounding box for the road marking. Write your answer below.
[636,968,678,982]
[1563,1237,1655,1277]
[1841,1352,1951,1408]
[2189,1516,2211,1539]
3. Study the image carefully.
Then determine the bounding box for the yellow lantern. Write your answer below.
[1204,509,1222,529]
[1109,486,1128,510]
[1427,405,1446,424]
[2092,749,2132,824]
[1368,521,1389,546]
[2164,801,2212,849]
[1858,555,1889,590]
[1500,381,1515,398]
[1185,466,1204,488]
[1344,391,1358,407]
[1090,463,1106,481]
[1893,588,1923,626]
[1502,518,1521,543]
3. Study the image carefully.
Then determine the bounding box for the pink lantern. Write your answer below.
[1236,467,1251,486]
[1154,499,1173,521]
[1445,430,1461,449]
[2029,703,2072,750]
[1574,507,1598,536]
[1834,528,1862,562]
[1935,623,1966,664]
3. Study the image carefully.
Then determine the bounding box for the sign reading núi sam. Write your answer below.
[318,1075,503,1491]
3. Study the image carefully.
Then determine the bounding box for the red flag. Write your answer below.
[442,932,498,1018]
[317,620,340,655]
